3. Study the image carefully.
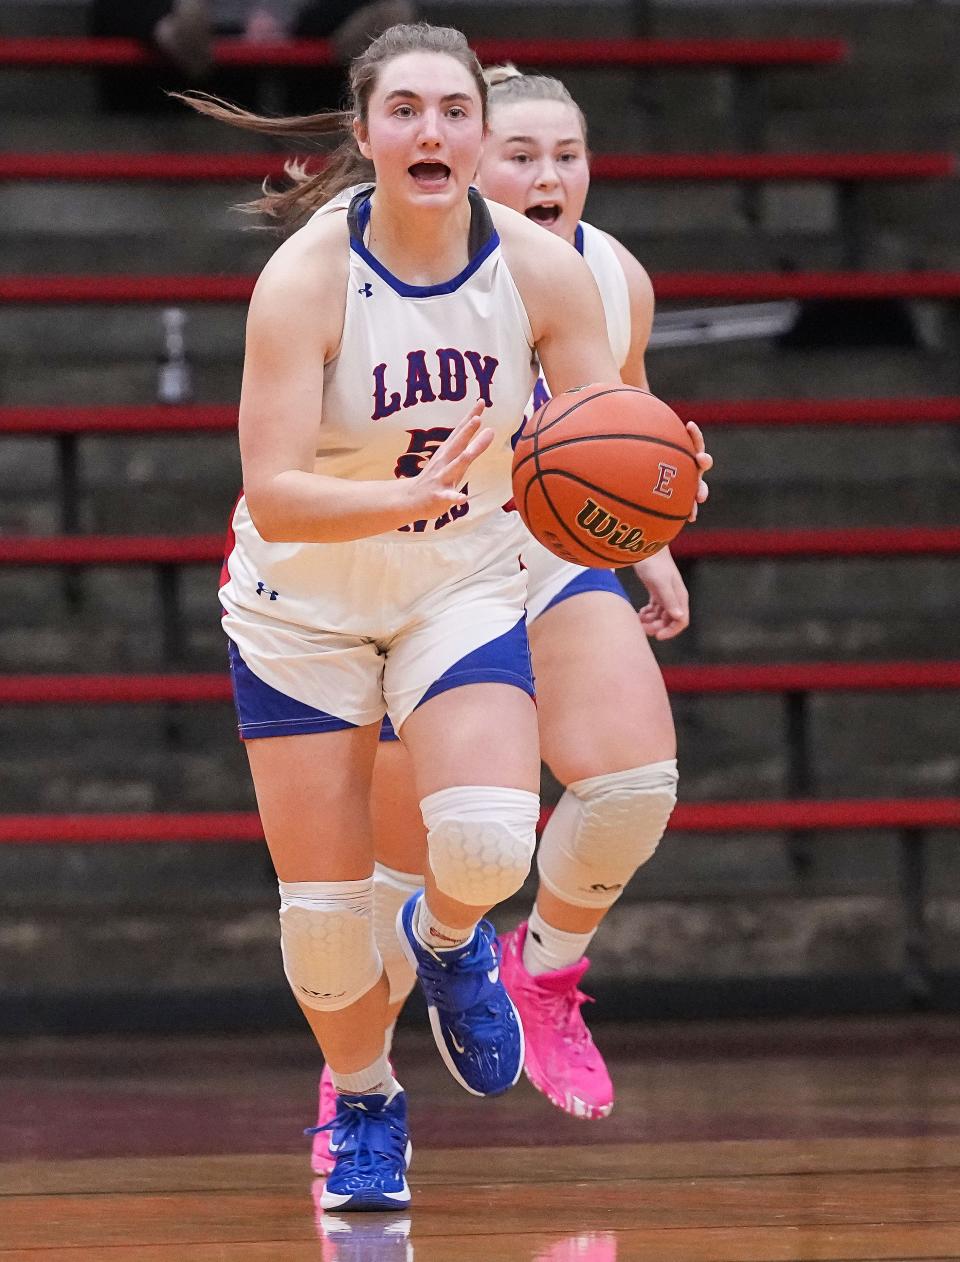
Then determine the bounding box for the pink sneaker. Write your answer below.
[500,922,614,1120]
[311,1063,338,1176]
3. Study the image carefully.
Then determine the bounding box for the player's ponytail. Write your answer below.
[483,63,588,144]
[176,22,487,231]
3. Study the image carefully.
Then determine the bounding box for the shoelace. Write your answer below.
[417,929,500,1010]
[305,1105,406,1173]
[536,985,596,1052]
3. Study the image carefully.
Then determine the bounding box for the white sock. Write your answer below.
[522,904,596,977]
[330,1054,399,1098]
[416,896,475,952]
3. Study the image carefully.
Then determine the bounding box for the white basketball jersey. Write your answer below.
[314,184,537,538]
[524,219,631,421]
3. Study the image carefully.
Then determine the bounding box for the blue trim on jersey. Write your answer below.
[377,618,534,742]
[350,191,500,299]
[574,222,585,255]
[538,568,631,619]
[228,639,357,740]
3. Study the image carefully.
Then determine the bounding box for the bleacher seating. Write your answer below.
[0,20,956,1017]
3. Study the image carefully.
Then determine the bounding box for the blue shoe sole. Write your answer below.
[396,898,525,1098]
[319,1139,413,1212]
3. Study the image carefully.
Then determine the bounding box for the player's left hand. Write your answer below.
[686,420,712,522]
[633,547,689,640]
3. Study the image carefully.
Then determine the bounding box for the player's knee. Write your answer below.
[421,785,540,907]
[278,877,383,1012]
[538,760,678,909]
[373,862,422,1003]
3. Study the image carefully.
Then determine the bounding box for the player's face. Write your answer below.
[356,52,484,208]
[476,99,589,245]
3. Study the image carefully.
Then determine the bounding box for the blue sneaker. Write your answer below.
[308,1089,412,1212]
[397,890,524,1097]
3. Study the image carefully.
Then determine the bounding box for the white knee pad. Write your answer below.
[278,877,383,1012]
[373,862,422,1003]
[421,785,539,907]
[537,760,678,909]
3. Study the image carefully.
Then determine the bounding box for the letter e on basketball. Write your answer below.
[652,462,678,499]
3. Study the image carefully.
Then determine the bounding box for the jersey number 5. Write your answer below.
[395,427,470,534]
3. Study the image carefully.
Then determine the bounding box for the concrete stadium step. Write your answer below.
[0,305,246,363]
[0,112,276,154]
[2,552,957,672]
[645,344,960,403]
[1,694,951,812]
[2,428,956,535]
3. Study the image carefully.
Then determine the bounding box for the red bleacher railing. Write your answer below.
[0,36,848,70]
[3,152,951,184]
[7,272,960,305]
[2,661,959,705]
[0,405,238,433]
[0,798,955,844]
[2,527,958,567]
[4,399,960,435]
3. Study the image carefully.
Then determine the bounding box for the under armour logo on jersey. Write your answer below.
[256,581,279,600]
[358,282,373,297]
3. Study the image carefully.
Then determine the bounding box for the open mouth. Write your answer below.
[525,204,561,225]
[409,161,451,187]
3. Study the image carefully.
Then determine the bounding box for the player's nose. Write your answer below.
[535,160,560,188]
[417,109,443,145]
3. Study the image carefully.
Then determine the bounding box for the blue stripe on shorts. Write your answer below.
[228,639,357,740]
[538,568,631,619]
[378,617,534,742]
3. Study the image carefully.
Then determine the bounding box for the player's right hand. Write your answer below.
[399,402,495,520]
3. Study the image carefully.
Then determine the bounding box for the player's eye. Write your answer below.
[558,152,579,162]
[447,106,467,118]
[393,104,415,117]
[511,153,531,164]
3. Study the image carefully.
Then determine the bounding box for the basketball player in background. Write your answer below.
[311,62,712,1174]
[178,22,708,1210]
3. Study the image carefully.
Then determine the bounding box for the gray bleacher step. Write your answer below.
[1,114,281,154]
[0,360,241,406]
[4,688,948,812]
[0,892,923,1011]
[646,344,960,401]
[0,306,247,361]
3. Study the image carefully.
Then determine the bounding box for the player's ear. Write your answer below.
[353,116,372,160]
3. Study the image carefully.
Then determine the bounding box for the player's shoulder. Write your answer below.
[251,201,351,309]
[594,227,654,305]
[489,198,594,293]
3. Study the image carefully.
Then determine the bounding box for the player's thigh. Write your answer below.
[371,736,427,874]
[530,590,676,786]
[399,683,541,799]
[244,723,382,881]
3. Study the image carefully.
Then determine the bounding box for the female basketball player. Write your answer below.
[181,24,711,1211]
[310,61,712,1176]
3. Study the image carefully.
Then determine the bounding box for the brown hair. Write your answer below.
[177,23,487,231]
[483,62,588,145]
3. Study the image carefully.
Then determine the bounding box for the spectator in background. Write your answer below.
[88,0,416,113]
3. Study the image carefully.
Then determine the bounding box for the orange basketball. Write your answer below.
[511,383,699,569]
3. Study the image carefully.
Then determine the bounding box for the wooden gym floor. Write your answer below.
[0,1014,958,1260]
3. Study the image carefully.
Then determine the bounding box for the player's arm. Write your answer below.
[603,232,655,391]
[240,229,490,543]
[497,208,620,392]
[604,233,695,639]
